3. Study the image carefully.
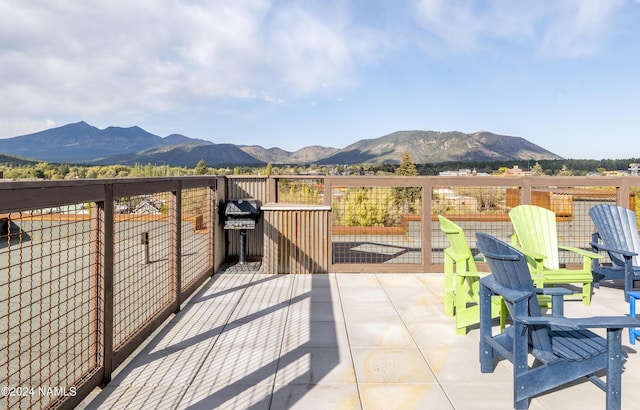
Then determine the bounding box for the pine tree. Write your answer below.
[394,152,420,213]
[194,159,208,175]
[531,162,544,176]
[396,152,418,176]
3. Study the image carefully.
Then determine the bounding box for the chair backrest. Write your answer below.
[509,205,560,270]
[589,204,640,267]
[438,215,477,272]
[476,232,552,354]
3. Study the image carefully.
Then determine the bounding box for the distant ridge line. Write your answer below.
[0,122,562,166]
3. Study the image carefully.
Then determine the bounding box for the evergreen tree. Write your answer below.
[531,162,544,176]
[194,159,208,175]
[396,152,418,176]
[557,165,574,176]
[394,152,420,213]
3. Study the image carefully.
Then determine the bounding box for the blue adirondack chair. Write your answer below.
[589,204,640,300]
[476,232,640,410]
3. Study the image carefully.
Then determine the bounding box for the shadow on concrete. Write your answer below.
[0,221,30,249]
[85,264,340,409]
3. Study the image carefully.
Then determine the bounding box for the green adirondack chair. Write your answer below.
[438,215,505,335]
[509,205,600,306]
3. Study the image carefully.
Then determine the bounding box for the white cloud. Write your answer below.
[0,0,378,137]
[541,0,625,57]
[412,0,625,56]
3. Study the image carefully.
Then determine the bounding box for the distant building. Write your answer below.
[504,165,531,176]
[133,199,163,215]
[438,168,489,176]
[438,169,472,176]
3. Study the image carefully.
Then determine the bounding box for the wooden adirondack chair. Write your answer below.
[589,204,640,301]
[509,204,599,306]
[438,216,505,335]
[476,232,640,410]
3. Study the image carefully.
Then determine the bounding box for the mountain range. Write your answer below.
[0,121,562,167]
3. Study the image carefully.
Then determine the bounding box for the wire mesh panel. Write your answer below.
[112,195,173,350]
[0,206,100,410]
[277,178,325,204]
[181,187,213,291]
[432,185,514,265]
[331,185,423,265]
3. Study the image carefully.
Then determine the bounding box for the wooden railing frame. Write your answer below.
[0,177,220,409]
[265,175,640,272]
[2,174,640,408]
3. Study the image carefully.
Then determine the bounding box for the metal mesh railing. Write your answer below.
[112,195,173,350]
[431,185,515,264]
[277,178,325,204]
[431,184,619,267]
[181,187,213,291]
[3,175,640,408]
[331,185,423,265]
[0,177,218,409]
[1,206,101,410]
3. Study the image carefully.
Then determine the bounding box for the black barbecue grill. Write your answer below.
[223,199,260,264]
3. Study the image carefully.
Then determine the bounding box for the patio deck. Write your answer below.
[79,265,640,410]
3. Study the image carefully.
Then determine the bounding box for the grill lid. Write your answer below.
[224,199,260,217]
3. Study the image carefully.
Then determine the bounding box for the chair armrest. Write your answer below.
[535,287,571,316]
[518,315,640,330]
[481,275,533,303]
[589,241,637,258]
[536,287,573,296]
[558,245,602,259]
[473,254,485,262]
[510,244,546,261]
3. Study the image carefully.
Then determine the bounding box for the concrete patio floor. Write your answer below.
[79,264,640,409]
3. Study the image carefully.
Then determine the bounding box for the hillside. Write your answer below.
[0,122,562,167]
[239,145,339,164]
[91,143,264,167]
[0,153,39,167]
[317,130,562,164]
[0,121,171,162]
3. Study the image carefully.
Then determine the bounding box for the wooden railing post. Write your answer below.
[619,178,631,209]
[521,177,532,205]
[101,184,114,384]
[170,183,182,312]
[215,176,227,270]
[422,177,432,271]
[268,176,278,203]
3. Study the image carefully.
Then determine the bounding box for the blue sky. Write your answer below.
[1,0,639,159]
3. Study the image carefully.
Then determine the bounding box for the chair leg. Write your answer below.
[498,297,507,332]
[583,281,592,306]
[444,258,455,316]
[628,292,640,345]
[605,328,624,410]
[479,285,494,373]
